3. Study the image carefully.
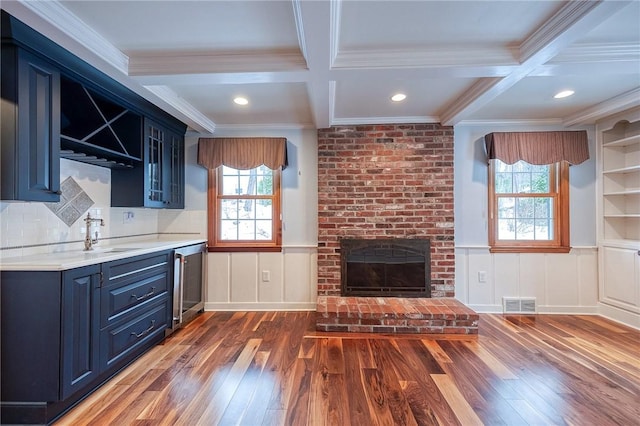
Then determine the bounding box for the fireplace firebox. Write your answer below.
[340,239,431,297]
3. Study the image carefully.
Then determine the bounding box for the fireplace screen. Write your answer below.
[340,239,431,297]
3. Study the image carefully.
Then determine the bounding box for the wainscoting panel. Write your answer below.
[455,247,599,314]
[283,249,317,303]
[258,252,284,303]
[230,253,260,303]
[464,249,494,307]
[206,247,317,310]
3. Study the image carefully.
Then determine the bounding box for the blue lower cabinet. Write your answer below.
[0,251,171,424]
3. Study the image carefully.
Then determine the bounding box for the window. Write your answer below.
[488,159,570,253]
[208,165,282,252]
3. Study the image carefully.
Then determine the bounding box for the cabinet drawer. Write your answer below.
[100,271,169,328]
[100,299,169,370]
[102,251,170,286]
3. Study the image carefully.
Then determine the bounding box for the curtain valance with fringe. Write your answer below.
[484,131,589,165]
[197,137,287,170]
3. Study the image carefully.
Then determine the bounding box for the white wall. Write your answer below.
[454,123,599,313]
[173,128,319,310]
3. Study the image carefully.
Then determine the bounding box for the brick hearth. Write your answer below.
[316,296,479,334]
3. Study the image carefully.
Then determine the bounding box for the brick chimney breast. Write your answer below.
[317,123,455,297]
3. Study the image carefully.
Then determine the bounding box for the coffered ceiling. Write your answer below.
[3,0,639,133]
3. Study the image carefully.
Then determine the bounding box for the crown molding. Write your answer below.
[144,86,216,134]
[328,80,337,126]
[291,0,308,67]
[213,123,316,131]
[550,42,640,63]
[332,46,515,69]
[329,0,342,66]
[18,0,129,74]
[132,70,310,86]
[331,116,440,126]
[128,50,307,76]
[518,0,612,64]
[456,119,564,127]
[563,88,640,126]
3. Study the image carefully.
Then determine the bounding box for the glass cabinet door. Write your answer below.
[146,122,165,204]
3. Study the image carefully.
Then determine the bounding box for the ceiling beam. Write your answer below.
[439,0,632,126]
[295,0,333,128]
[128,50,307,76]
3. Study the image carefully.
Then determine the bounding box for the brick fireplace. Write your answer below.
[316,124,477,334]
[317,123,455,297]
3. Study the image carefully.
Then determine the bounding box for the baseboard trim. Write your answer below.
[467,304,502,313]
[598,302,640,330]
[205,302,316,311]
[469,304,600,315]
[536,305,599,314]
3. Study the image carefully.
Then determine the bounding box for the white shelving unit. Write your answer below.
[597,107,640,318]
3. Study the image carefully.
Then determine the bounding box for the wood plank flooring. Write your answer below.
[54,312,640,425]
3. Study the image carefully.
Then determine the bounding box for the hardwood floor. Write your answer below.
[54,312,640,425]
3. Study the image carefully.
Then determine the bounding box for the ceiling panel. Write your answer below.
[60,0,300,52]
[172,82,312,126]
[338,0,565,49]
[466,73,640,121]
[575,1,640,44]
[333,77,474,121]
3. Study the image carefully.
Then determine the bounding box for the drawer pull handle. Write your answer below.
[131,287,156,301]
[131,320,156,339]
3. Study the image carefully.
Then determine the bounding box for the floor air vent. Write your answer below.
[503,297,536,314]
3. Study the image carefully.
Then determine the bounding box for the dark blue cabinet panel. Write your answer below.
[0,271,62,402]
[1,46,61,201]
[61,265,101,399]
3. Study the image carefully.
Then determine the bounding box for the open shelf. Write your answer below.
[603,134,640,147]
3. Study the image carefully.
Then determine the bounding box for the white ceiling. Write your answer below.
[3,0,639,133]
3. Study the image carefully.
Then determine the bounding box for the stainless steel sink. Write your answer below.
[84,247,141,254]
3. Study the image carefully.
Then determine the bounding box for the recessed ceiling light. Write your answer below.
[391,93,406,102]
[233,97,249,105]
[554,90,575,99]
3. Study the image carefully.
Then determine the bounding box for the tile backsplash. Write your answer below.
[0,159,205,259]
[45,176,95,226]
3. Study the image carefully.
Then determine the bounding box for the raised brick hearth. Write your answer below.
[316,296,479,334]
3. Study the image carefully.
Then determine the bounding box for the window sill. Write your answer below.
[489,246,571,254]
[207,245,282,253]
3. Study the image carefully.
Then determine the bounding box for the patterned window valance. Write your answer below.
[197,137,287,170]
[484,131,589,165]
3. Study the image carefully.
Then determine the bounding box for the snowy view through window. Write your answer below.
[220,165,273,240]
[495,160,554,241]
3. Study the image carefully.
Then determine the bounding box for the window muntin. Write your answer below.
[208,165,282,252]
[489,160,570,253]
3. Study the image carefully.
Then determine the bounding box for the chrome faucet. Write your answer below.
[84,212,105,251]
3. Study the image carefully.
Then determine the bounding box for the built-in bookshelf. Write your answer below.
[601,119,640,243]
[597,108,640,317]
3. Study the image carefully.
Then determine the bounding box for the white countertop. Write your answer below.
[0,237,206,271]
